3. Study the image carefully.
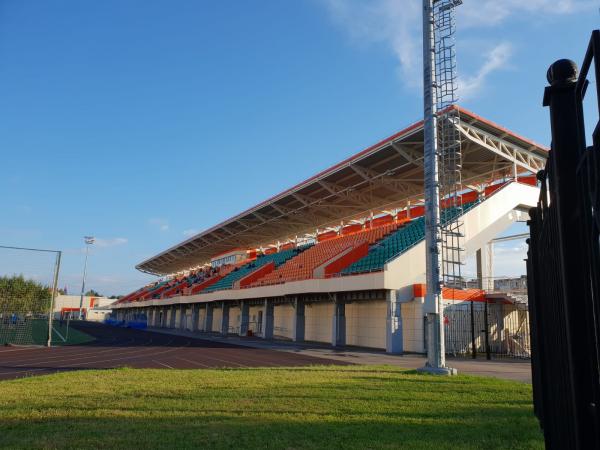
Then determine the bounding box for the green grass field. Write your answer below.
[0,366,543,449]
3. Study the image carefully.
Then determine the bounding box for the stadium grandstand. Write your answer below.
[111,105,546,354]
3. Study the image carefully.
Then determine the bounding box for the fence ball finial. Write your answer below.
[547,59,578,85]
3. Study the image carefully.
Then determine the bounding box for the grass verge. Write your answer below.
[0,365,543,449]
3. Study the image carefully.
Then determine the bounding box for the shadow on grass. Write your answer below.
[1,411,543,450]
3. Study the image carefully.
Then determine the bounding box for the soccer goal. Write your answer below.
[0,245,61,346]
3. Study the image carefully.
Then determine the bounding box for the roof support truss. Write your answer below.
[457,121,545,173]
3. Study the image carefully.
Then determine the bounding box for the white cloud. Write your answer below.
[322,0,595,97]
[324,0,422,86]
[464,241,528,279]
[94,237,128,248]
[491,242,528,277]
[148,218,169,232]
[458,0,597,27]
[459,42,513,99]
[183,229,198,237]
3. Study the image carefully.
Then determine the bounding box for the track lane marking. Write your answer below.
[153,360,174,369]
[0,337,158,365]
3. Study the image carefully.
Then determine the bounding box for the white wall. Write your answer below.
[54,295,114,312]
[229,306,241,333]
[346,300,386,349]
[401,298,425,353]
[305,302,333,343]
[198,307,206,331]
[273,304,294,339]
[249,305,263,335]
[212,307,223,332]
[184,307,193,331]
[86,309,111,322]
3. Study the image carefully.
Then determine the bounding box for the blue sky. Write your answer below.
[0,0,597,295]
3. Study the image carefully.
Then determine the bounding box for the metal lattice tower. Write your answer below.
[434,0,464,289]
[420,0,462,373]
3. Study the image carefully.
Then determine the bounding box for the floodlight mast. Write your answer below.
[419,0,457,375]
[78,236,95,320]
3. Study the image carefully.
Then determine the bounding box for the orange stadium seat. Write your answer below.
[249,223,399,287]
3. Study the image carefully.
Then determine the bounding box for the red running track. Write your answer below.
[0,321,349,381]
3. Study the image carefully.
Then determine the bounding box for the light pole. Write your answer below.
[78,236,95,320]
[418,0,457,375]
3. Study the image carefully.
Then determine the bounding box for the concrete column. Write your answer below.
[161,308,168,327]
[476,243,494,292]
[292,297,305,342]
[239,301,249,336]
[220,302,230,335]
[191,304,199,332]
[263,299,274,339]
[386,290,403,354]
[203,303,214,332]
[331,299,346,347]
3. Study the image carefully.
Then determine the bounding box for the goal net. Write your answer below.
[0,245,61,346]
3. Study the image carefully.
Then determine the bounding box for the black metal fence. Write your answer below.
[526,30,600,449]
[443,300,530,359]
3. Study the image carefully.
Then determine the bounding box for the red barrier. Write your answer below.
[190,274,223,294]
[317,231,337,242]
[324,242,369,277]
[412,283,486,301]
[239,261,275,287]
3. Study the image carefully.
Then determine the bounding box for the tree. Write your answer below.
[0,275,52,315]
[84,289,101,297]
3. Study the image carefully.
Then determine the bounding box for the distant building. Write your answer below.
[494,275,527,292]
[464,276,527,292]
[53,295,115,320]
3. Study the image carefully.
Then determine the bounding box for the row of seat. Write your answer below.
[203,248,301,292]
[249,223,400,286]
[342,201,479,275]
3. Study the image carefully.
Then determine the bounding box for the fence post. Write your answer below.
[483,299,491,360]
[470,300,476,359]
[47,251,62,347]
[544,58,600,447]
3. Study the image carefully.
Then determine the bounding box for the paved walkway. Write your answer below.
[147,327,532,382]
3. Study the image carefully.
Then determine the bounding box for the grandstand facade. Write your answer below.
[112,106,546,354]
